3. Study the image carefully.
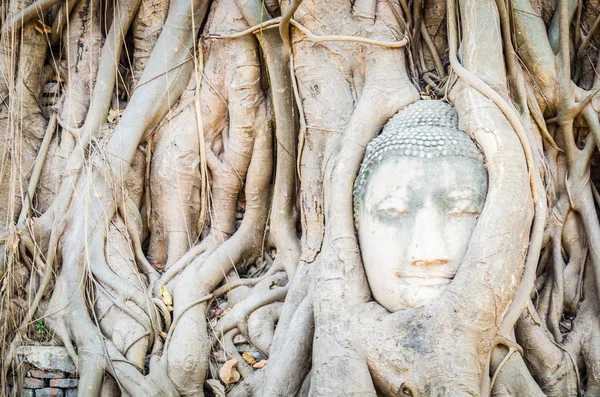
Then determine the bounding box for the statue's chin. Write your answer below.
[377,279,452,312]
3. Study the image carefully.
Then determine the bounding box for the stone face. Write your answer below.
[49,379,78,388]
[23,378,44,389]
[23,389,35,397]
[65,389,78,397]
[34,388,63,397]
[17,346,76,373]
[28,370,65,379]
[355,100,488,312]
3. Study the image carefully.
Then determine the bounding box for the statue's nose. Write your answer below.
[407,205,449,267]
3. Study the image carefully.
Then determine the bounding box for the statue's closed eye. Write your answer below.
[447,198,482,215]
[376,197,410,217]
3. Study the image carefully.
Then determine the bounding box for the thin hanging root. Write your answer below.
[50,0,80,45]
[279,0,304,54]
[205,17,408,48]
[117,199,159,284]
[578,9,600,56]
[527,92,560,151]
[292,53,308,182]
[18,112,57,226]
[490,347,519,391]
[420,21,445,79]
[548,231,565,343]
[192,39,211,237]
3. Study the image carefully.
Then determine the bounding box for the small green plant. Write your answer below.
[35,319,46,341]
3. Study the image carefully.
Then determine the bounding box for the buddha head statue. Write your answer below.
[354,100,487,312]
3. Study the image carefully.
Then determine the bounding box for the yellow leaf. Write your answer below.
[158,331,168,339]
[219,359,240,386]
[242,352,256,365]
[252,359,267,369]
[33,20,51,34]
[12,236,19,253]
[160,285,173,306]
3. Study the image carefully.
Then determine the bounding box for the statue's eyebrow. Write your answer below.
[372,185,412,201]
[444,186,486,202]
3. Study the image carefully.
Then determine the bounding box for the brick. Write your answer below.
[65,390,77,397]
[23,378,44,389]
[28,370,65,379]
[49,379,78,388]
[35,388,63,397]
[23,389,35,397]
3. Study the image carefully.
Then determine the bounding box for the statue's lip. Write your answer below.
[398,277,453,287]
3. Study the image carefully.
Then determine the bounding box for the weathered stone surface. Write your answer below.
[23,389,35,397]
[35,388,63,397]
[23,378,44,389]
[49,379,78,388]
[17,346,75,373]
[65,389,78,397]
[28,370,65,379]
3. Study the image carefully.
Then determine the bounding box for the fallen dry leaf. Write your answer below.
[160,285,173,306]
[33,20,51,34]
[219,359,240,386]
[12,236,19,253]
[107,108,124,123]
[242,352,256,365]
[253,359,267,369]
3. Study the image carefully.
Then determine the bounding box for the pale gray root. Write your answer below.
[247,302,283,353]
[40,0,211,395]
[516,302,579,396]
[490,351,546,396]
[233,0,301,281]
[213,286,288,340]
[95,149,151,394]
[130,0,170,87]
[0,0,49,277]
[164,86,271,395]
[255,0,382,394]
[148,88,201,269]
[308,1,421,394]
[309,0,533,395]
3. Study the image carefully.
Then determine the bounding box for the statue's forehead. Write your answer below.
[364,156,487,197]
